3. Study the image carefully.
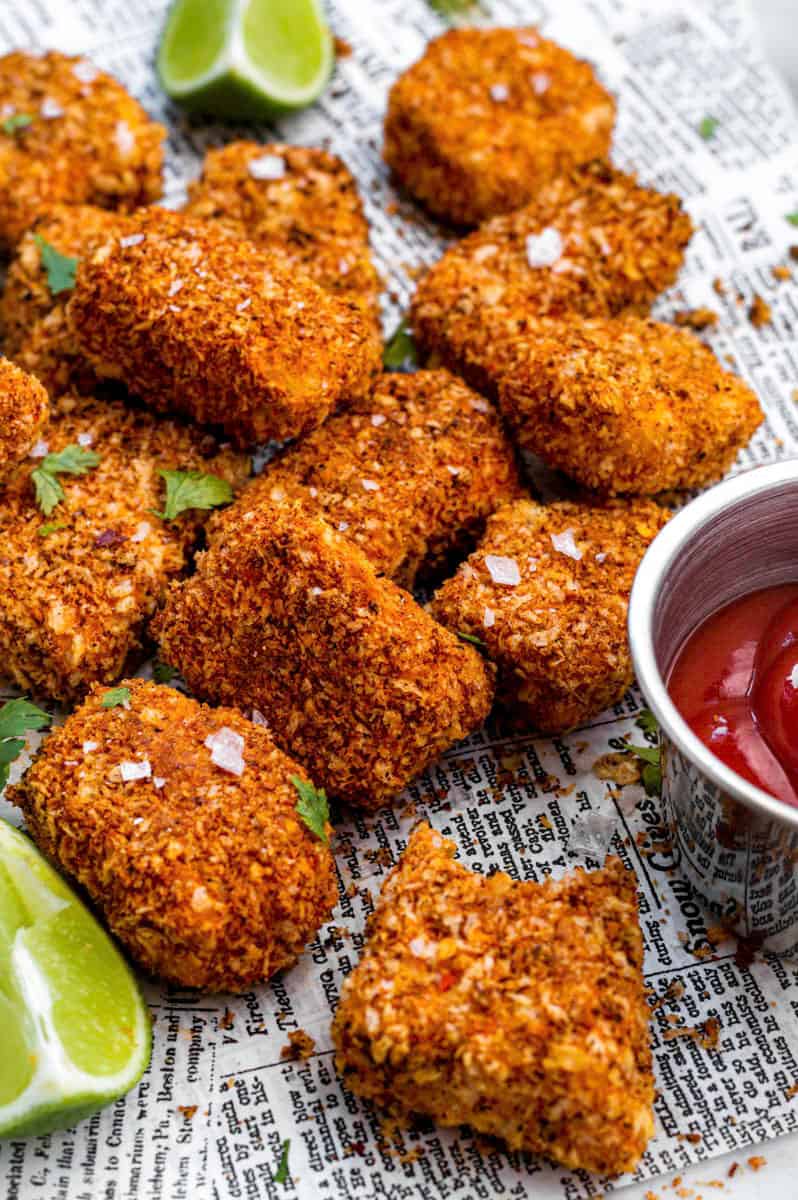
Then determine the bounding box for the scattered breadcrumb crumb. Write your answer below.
[281,1029,317,1061]
[748,294,772,327]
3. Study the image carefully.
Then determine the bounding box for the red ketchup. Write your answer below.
[668,583,798,807]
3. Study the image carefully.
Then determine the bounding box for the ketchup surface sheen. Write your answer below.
[668,583,798,808]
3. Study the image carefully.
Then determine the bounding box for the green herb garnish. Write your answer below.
[0,699,51,790]
[31,445,101,516]
[291,776,330,845]
[786,212,798,227]
[33,234,79,296]
[37,522,66,537]
[383,317,418,371]
[2,113,33,136]
[153,661,178,684]
[151,469,232,521]
[698,116,719,141]
[274,1138,290,1185]
[625,709,662,795]
[427,0,490,19]
[457,630,487,652]
[102,687,131,709]
[635,708,658,738]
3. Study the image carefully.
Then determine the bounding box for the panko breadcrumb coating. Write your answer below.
[10,679,337,992]
[153,501,494,809]
[497,316,764,495]
[332,822,654,1175]
[411,161,693,397]
[68,214,382,447]
[0,358,49,480]
[431,498,670,732]
[0,399,248,702]
[0,51,164,250]
[183,141,381,330]
[209,369,522,588]
[384,27,615,226]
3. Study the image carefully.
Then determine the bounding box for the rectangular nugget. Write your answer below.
[431,497,670,732]
[10,678,336,992]
[0,359,49,481]
[67,214,382,447]
[210,369,522,588]
[332,822,655,1175]
[0,398,248,701]
[153,500,494,809]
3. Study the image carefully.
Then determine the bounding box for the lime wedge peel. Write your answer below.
[0,821,151,1138]
[158,0,334,120]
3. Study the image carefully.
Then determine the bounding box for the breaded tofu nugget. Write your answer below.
[184,142,381,330]
[209,369,522,588]
[0,51,164,250]
[431,498,669,732]
[384,28,615,226]
[497,316,763,495]
[0,399,248,702]
[411,161,693,397]
[153,501,494,810]
[10,679,337,992]
[68,215,381,447]
[0,358,49,480]
[332,822,654,1174]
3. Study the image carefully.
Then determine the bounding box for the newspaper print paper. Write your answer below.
[2,1,798,1197]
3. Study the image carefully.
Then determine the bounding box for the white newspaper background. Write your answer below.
[2,0,798,1197]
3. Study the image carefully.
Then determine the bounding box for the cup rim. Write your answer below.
[628,458,798,832]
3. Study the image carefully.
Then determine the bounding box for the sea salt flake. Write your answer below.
[526,227,563,268]
[73,59,98,84]
[131,521,150,543]
[205,727,245,776]
[119,233,144,248]
[235,297,252,312]
[168,304,182,313]
[531,71,550,94]
[483,606,496,628]
[308,486,319,498]
[82,741,98,754]
[595,551,607,564]
[77,432,93,447]
[338,521,349,532]
[338,258,351,275]
[490,83,509,102]
[153,776,166,789]
[569,810,617,860]
[485,554,521,586]
[191,886,212,912]
[550,529,583,560]
[446,465,460,476]
[470,397,490,413]
[370,413,386,427]
[115,120,135,156]
[361,479,379,491]
[248,153,286,181]
[251,708,268,726]
[30,439,49,458]
[119,759,151,782]
[168,278,184,297]
[40,97,63,119]
[310,586,323,596]
[409,936,437,959]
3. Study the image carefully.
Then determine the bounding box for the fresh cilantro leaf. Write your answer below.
[153,661,178,684]
[34,234,79,296]
[38,522,66,537]
[427,0,490,19]
[0,698,51,791]
[457,630,487,652]
[152,469,233,521]
[786,212,798,227]
[626,741,662,796]
[2,113,33,135]
[31,444,101,515]
[102,686,131,709]
[274,1139,290,1185]
[635,709,658,738]
[383,318,418,371]
[291,775,330,844]
[698,116,719,141]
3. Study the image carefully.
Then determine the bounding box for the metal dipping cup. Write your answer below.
[629,460,798,957]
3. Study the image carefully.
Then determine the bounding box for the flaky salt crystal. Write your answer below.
[40,97,63,119]
[483,606,496,628]
[409,936,437,959]
[236,297,252,312]
[119,233,144,248]
[531,71,550,95]
[361,479,379,491]
[338,521,349,532]
[248,153,286,180]
[205,727,245,776]
[550,529,583,560]
[73,59,98,84]
[371,413,386,427]
[168,278,184,297]
[490,83,509,102]
[30,439,48,458]
[77,432,93,447]
[470,397,490,413]
[526,227,563,268]
[131,521,150,543]
[115,120,135,156]
[119,759,151,782]
[191,885,212,911]
[595,551,607,563]
[153,777,166,789]
[446,465,460,475]
[82,741,98,754]
[251,708,268,726]
[485,554,521,586]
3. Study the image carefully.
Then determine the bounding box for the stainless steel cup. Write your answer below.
[629,460,798,957]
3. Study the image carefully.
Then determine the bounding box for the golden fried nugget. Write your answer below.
[384,27,615,226]
[332,822,654,1174]
[0,399,248,702]
[10,679,337,992]
[153,501,494,810]
[497,316,763,495]
[210,369,522,588]
[68,215,381,447]
[0,51,164,249]
[184,141,381,329]
[411,161,693,396]
[431,498,669,732]
[0,358,49,480]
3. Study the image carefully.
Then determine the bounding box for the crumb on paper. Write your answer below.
[674,307,718,329]
[748,293,772,327]
[281,1029,317,1061]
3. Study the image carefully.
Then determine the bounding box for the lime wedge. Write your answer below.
[157,0,334,120]
[0,820,150,1138]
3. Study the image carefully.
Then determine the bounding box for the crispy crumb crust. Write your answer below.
[67,214,382,448]
[430,497,670,732]
[0,359,49,480]
[153,501,494,810]
[209,369,522,588]
[411,160,693,396]
[0,51,164,250]
[0,399,249,702]
[332,822,655,1174]
[384,27,615,227]
[497,316,764,495]
[183,141,382,331]
[9,679,337,992]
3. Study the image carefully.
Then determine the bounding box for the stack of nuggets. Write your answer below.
[333,822,655,1175]
[384,28,615,226]
[10,679,337,992]
[0,359,49,481]
[154,500,494,810]
[210,369,522,587]
[68,214,382,447]
[431,497,670,732]
[0,51,164,250]
[0,399,248,701]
